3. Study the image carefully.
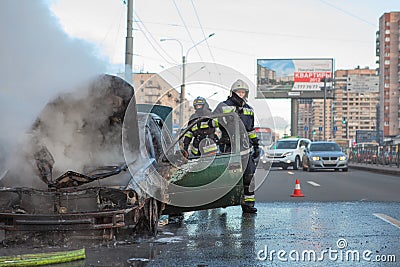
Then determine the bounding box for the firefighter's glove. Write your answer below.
[181,149,189,159]
[252,146,260,159]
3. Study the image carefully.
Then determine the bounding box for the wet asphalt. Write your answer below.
[1,167,399,266]
[0,202,399,267]
[147,202,400,267]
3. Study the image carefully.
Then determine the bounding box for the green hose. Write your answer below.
[0,248,85,266]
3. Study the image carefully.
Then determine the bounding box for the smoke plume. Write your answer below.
[0,1,111,184]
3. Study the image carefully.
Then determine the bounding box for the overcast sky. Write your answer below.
[48,0,399,124]
[1,0,399,135]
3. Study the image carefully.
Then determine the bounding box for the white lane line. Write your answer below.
[307,181,320,187]
[287,171,294,175]
[373,213,400,229]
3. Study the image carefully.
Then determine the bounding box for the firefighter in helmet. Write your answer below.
[182,96,218,158]
[212,79,259,213]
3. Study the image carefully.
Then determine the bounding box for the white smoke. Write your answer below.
[0,1,112,177]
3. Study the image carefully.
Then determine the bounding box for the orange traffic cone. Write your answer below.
[290,179,304,197]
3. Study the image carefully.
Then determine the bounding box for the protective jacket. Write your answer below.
[183,103,217,156]
[212,92,259,151]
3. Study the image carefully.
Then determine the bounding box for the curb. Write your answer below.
[349,164,400,176]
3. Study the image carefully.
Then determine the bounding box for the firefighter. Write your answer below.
[182,97,218,158]
[212,79,259,213]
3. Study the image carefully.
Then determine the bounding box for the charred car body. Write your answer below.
[0,75,170,243]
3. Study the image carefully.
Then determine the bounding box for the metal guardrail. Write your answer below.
[348,144,400,168]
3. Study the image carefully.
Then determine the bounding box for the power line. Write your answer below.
[172,0,203,60]
[318,0,376,27]
[133,20,370,44]
[133,12,178,65]
[190,0,221,84]
[134,21,177,66]
[190,0,215,61]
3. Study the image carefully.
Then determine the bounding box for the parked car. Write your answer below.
[302,141,348,172]
[264,138,311,170]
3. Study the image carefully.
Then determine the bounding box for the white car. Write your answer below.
[263,138,311,170]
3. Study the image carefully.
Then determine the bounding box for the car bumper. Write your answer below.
[309,160,348,169]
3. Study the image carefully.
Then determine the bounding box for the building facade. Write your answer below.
[333,68,379,142]
[297,98,313,139]
[376,12,400,137]
[127,73,193,129]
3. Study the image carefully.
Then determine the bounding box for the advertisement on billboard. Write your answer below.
[256,58,334,99]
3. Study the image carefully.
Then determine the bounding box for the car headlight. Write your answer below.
[312,156,320,161]
[283,152,293,156]
[339,156,347,161]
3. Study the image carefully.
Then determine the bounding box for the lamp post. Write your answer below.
[321,77,332,141]
[160,33,215,128]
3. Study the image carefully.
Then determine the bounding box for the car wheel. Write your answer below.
[342,168,348,172]
[292,157,300,170]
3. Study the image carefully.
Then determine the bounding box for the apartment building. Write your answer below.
[311,98,333,141]
[333,68,379,142]
[376,12,400,137]
[297,98,313,139]
[126,73,193,128]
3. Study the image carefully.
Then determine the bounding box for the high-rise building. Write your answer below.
[297,68,379,143]
[297,98,313,139]
[376,12,400,137]
[311,98,333,141]
[334,68,379,142]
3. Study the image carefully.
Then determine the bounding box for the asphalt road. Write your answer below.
[254,167,400,202]
[1,168,399,266]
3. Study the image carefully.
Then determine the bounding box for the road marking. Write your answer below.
[373,213,400,229]
[287,171,294,175]
[307,181,320,187]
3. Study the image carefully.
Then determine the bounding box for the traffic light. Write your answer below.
[342,117,348,139]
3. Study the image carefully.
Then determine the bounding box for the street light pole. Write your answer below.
[124,0,133,84]
[180,55,186,128]
[160,33,215,128]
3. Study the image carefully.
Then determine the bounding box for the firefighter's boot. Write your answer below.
[241,201,257,214]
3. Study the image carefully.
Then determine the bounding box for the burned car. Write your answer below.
[0,75,171,243]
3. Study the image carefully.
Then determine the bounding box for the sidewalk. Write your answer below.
[349,162,400,176]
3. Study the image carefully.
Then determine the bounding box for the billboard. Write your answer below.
[256,58,334,99]
[356,130,383,145]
